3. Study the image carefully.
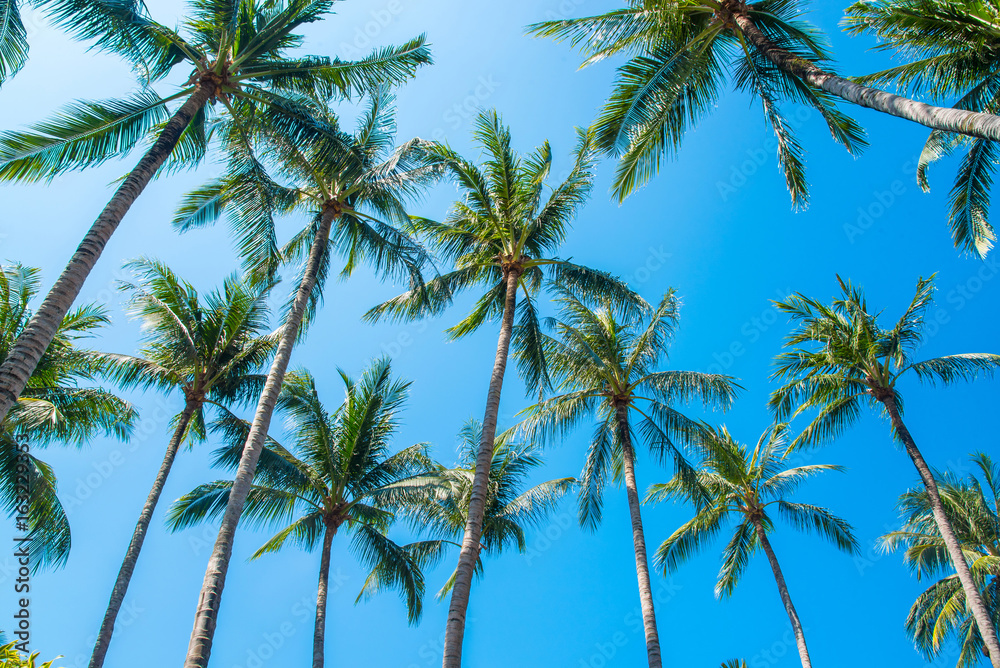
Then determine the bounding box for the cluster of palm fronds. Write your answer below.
[1,1,1000,668]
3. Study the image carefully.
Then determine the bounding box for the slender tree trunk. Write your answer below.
[442,267,520,668]
[88,399,198,668]
[730,9,1000,142]
[881,395,1000,667]
[313,524,335,668]
[751,518,812,668]
[616,405,663,668]
[0,83,215,428]
[183,209,336,668]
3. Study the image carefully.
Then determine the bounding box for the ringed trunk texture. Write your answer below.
[0,84,214,428]
[183,209,335,668]
[731,11,1000,143]
[88,399,199,668]
[751,519,812,668]
[313,524,335,668]
[441,267,520,668]
[882,395,1000,667]
[616,406,663,668]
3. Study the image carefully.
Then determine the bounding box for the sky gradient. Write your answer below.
[1,1,999,667]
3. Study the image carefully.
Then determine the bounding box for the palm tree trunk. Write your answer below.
[0,82,216,428]
[183,209,335,668]
[616,405,662,668]
[729,8,1000,142]
[442,267,520,668]
[313,524,335,668]
[881,394,1000,667]
[751,518,812,668]
[88,398,198,668]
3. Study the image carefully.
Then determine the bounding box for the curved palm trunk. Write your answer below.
[750,518,812,668]
[442,267,520,668]
[882,395,1000,667]
[730,9,1000,143]
[183,210,336,668]
[313,524,335,668]
[89,399,199,668]
[616,406,662,668]
[0,83,215,428]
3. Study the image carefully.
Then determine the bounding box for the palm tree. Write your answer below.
[770,274,1000,666]
[167,361,442,668]
[366,110,634,667]
[844,0,1000,258]
[529,1,1000,202]
[519,286,739,668]
[650,423,858,668]
[0,0,432,431]
[86,259,276,668]
[881,452,1000,668]
[175,92,437,667]
[411,419,575,599]
[0,262,136,571]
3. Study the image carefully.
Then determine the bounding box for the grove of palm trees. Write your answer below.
[1,1,999,667]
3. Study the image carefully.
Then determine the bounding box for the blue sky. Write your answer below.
[2,1,999,667]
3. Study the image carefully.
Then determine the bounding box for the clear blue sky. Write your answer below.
[2,1,998,667]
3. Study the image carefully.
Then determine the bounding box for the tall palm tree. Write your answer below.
[86,259,276,668]
[167,361,442,668]
[770,274,1000,666]
[174,91,437,667]
[881,452,1000,668]
[412,419,575,599]
[0,0,432,431]
[844,0,1000,258]
[650,423,858,668]
[529,1,1000,203]
[519,286,739,668]
[0,262,136,571]
[366,110,634,668]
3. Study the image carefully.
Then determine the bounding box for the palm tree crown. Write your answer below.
[881,452,1000,668]
[0,262,136,570]
[168,361,442,633]
[412,419,575,597]
[844,0,1000,257]
[770,274,1000,449]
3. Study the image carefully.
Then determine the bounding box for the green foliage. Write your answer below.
[845,0,1000,257]
[0,263,136,570]
[881,452,1000,667]
[649,423,858,597]
[0,641,62,667]
[405,419,575,598]
[167,359,443,623]
[770,274,1000,450]
[519,284,739,528]
[530,0,867,203]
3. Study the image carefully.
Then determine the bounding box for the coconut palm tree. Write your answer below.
[174,92,437,667]
[0,0,432,433]
[167,361,442,668]
[650,423,858,668]
[844,0,1000,258]
[365,110,635,667]
[411,419,575,599]
[0,262,136,571]
[86,259,276,668]
[518,285,739,668]
[529,1,1000,203]
[770,274,1000,666]
[881,452,1000,668]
